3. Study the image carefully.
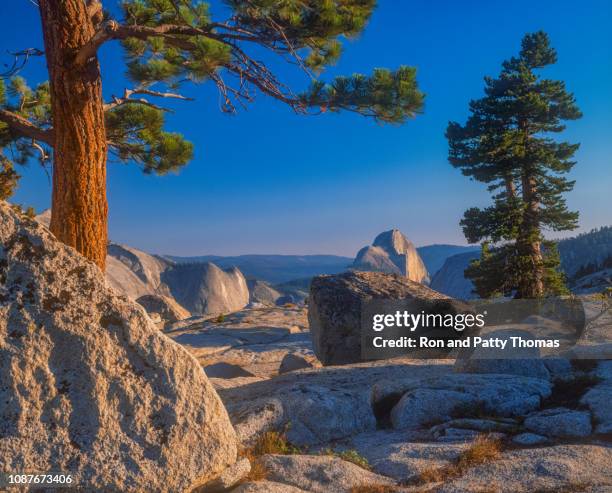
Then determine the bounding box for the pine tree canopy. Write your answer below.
[0,0,424,198]
[447,31,582,298]
[0,77,52,199]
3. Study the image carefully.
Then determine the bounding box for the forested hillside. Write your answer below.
[558,226,612,278]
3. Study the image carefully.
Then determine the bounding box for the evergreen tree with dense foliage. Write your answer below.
[446,31,581,298]
[0,0,424,269]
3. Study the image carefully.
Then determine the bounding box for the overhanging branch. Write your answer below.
[0,109,53,144]
[74,21,265,67]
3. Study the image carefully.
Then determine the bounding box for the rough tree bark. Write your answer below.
[39,0,108,270]
[517,172,544,298]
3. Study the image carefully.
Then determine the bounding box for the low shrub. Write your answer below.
[321,448,371,471]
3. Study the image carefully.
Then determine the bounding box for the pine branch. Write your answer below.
[0,109,53,144]
[103,87,193,112]
[75,21,261,66]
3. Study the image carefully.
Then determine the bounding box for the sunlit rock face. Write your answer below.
[353,229,430,284]
[0,201,237,492]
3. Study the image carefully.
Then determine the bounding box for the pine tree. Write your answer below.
[446,31,581,298]
[0,0,424,270]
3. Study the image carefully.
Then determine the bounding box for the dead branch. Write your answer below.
[103,86,192,112]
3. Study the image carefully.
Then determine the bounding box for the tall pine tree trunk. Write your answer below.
[39,0,108,270]
[504,175,516,200]
[517,172,544,298]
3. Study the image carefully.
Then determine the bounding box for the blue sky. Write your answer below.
[3,0,611,256]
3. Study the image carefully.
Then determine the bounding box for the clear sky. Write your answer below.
[3,0,611,256]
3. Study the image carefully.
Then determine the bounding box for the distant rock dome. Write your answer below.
[352,229,430,284]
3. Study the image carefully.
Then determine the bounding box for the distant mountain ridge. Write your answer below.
[165,235,477,287]
[165,254,352,284]
[558,226,612,278]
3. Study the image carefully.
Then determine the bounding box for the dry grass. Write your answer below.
[349,485,396,493]
[455,435,502,470]
[239,449,268,482]
[238,430,301,482]
[418,435,503,484]
[248,430,301,456]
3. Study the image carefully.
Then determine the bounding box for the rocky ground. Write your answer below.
[165,298,612,493]
[165,306,317,385]
[4,203,611,492]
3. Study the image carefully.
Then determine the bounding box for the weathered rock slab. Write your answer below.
[524,408,592,438]
[231,481,308,492]
[230,384,376,447]
[435,445,612,493]
[376,373,551,426]
[391,389,476,430]
[167,307,312,379]
[512,433,549,445]
[260,454,396,493]
[334,430,469,482]
[219,359,453,447]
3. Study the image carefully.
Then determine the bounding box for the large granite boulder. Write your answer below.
[352,229,430,284]
[0,202,237,491]
[308,271,471,366]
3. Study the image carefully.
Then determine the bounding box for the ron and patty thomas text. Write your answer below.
[369,310,561,349]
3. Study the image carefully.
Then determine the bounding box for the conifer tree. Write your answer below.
[446,31,581,298]
[0,0,424,270]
